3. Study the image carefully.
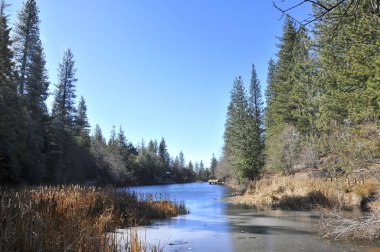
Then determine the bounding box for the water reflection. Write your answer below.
[124,182,233,251]
[121,182,380,252]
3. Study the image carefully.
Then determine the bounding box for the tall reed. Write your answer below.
[0,185,187,251]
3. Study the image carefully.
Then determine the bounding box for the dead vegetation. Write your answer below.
[0,185,187,251]
[229,174,380,212]
[317,210,380,241]
[227,171,380,241]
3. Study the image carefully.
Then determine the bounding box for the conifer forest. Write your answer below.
[0,0,379,189]
[222,1,380,183]
[0,0,212,185]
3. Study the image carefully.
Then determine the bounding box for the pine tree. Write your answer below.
[187,160,194,173]
[108,125,117,148]
[248,64,265,178]
[147,140,156,154]
[13,0,49,183]
[158,138,170,170]
[264,17,312,172]
[179,151,185,169]
[315,1,380,126]
[264,58,277,134]
[266,16,298,127]
[52,49,77,132]
[265,58,276,105]
[13,0,41,97]
[224,76,254,180]
[287,28,318,134]
[210,154,218,178]
[0,0,20,182]
[75,96,90,147]
[224,77,249,161]
[199,160,205,180]
[92,124,105,145]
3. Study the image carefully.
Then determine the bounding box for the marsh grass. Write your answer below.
[0,185,187,251]
[230,175,380,211]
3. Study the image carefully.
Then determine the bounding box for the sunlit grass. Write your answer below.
[0,185,187,251]
[229,175,380,211]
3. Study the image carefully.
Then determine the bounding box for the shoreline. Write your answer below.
[221,173,380,242]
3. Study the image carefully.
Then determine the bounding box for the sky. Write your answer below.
[8,0,310,167]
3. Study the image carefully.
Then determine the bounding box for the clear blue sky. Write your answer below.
[9,0,310,167]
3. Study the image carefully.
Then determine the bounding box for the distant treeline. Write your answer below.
[0,0,218,185]
[219,1,380,182]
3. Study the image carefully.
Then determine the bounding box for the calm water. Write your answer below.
[119,182,379,252]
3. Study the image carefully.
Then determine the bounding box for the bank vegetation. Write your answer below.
[0,186,187,251]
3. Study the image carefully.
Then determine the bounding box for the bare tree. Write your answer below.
[273,0,380,27]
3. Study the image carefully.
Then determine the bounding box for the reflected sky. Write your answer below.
[119,183,380,252]
[123,182,233,251]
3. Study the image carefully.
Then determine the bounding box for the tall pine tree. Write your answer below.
[13,0,49,183]
[248,64,264,178]
[75,96,90,147]
[52,49,77,132]
[0,0,20,182]
[224,76,256,180]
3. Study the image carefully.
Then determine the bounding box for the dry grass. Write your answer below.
[228,174,380,241]
[317,210,380,241]
[0,185,187,252]
[229,174,380,211]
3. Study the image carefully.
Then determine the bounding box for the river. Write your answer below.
[119,182,379,252]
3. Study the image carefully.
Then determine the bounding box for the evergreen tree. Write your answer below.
[75,96,90,147]
[314,1,380,126]
[210,153,218,178]
[117,126,127,149]
[288,28,318,134]
[92,124,105,145]
[199,160,205,180]
[108,125,117,148]
[52,49,77,132]
[13,0,49,183]
[187,160,194,173]
[264,17,314,172]
[265,16,298,128]
[0,0,20,182]
[13,0,41,97]
[117,126,137,169]
[248,64,265,178]
[224,76,254,180]
[179,151,185,169]
[264,58,276,110]
[147,140,156,154]
[158,138,170,170]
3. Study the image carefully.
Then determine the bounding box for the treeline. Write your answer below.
[220,1,380,181]
[0,0,214,185]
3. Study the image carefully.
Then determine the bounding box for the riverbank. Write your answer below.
[0,185,187,251]
[225,170,380,241]
[227,173,380,211]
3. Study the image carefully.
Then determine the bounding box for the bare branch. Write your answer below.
[273,0,353,28]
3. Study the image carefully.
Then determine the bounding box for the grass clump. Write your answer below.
[0,185,187,251]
